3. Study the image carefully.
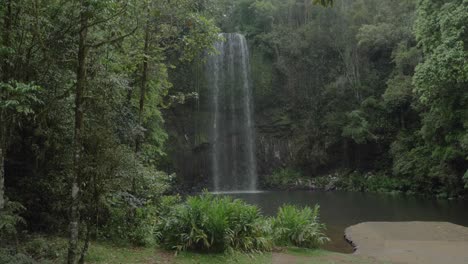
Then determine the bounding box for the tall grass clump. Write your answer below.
[155,193,272,253]
[272,204,329,248]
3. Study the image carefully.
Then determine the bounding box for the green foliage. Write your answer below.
[336,172,412,194]
[155,193,330,253]
[383,74,413,111]
[0,236,68,263]
[101,193,158,247]
[0,200,26,238]
[22,237,67,260]
[0,2,466,263]
[157,195,183,216]
[208,0,466,198]
[155,193,273,253]
[0,0,221,260]
[0,249,37,264]
[135,167,175,202]
[313,0,334,7]
[342,110,375,144]
[131,205,158,246]
[411,0,468,191]
[358,23,402,50]
[464,170,468,189]
[272,205,329,248]
[266,168,306,188]
[0,82,42,115]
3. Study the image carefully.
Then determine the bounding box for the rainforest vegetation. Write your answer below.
[0,0,467,263]
[215,0,467,197]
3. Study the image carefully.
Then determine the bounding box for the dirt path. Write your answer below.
[345,222,468,264]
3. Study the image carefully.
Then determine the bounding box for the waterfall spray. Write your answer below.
[206,33,257,191]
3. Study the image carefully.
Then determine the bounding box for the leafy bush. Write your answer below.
[0,199,26,243]
[155,193,273,253]
[157,195,182,216]
[21,237,67,261]
[23,238,59,260]
[309,173,341,189]
[272,205,329,248]
[266,168,307,188]
[129,205,158,246]
[1,236,68,264]
[0,249,37,264]
[100,192,157,246]
[335,171,412,194]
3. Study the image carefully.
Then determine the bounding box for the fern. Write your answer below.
[272,204,329,248]
[155,192,273,253]
[0,200,26,238]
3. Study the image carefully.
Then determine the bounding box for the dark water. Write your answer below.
[223,190,468,253]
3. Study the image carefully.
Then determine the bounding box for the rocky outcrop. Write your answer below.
[345,222,468,264]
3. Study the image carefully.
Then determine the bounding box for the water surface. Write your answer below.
[224,191,468,253]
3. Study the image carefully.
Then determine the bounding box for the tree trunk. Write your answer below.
[0,148,4,211]
[135,16,150,155]
[78,222,91,264]
[133,13,150,192]
[68,1,89,263]
[2,0,12,82]
[0,0,12,213]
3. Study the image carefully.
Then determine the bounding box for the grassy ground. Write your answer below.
[2,236,388,264]
[85,242,161,264]
[84,242,387,264]
[85,242,270,264]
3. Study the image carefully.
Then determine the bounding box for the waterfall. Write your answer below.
[206,33,257,191]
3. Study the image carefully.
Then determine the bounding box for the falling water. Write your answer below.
[206,33,257,191]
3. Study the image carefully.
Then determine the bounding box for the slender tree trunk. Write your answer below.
[0,148,4,211]
[68,1,89,263]
[0,0,12,212]
[133,14,150,192]
[78,222,91,264]
[93,174,99,239]
[2,0,12,82]
[135,17,150,154]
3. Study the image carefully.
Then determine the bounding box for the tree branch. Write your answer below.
[80,2,129,32]
[88,24,139,49]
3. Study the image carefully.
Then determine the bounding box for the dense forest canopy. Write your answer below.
[166,0,467,197]
[0,0,467,263]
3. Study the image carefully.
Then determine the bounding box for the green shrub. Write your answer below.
[0,200,26,241]
[0,249,37,264]
[157,195,182,216]
[267,168,306,188]
[101,193,157,246]
[22,237,65,260]
[155,193,273,253]
[1,236,67,263]
[130,205,158,246]
[272,205,329,248]
[336,172,412,194]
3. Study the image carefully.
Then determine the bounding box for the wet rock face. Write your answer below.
[256,135,294,176]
